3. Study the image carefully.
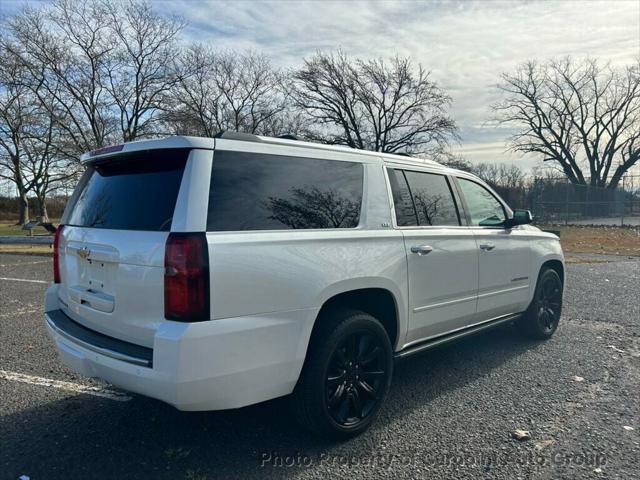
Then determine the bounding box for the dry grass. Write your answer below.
[0,244,53,255]
[564,256,610,264]
[0,221,57,237]
[544,225,640,257]
[0,220,57,255]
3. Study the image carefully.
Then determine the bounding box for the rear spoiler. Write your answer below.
[80,136,216,163]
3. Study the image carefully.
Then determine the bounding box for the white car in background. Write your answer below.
[45,132,565,438]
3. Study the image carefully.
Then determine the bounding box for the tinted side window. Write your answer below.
[403,171,460,226]
[67,149,188,231]
[207,151,363,231]
[458,178,506,227]
[387,169,418,226]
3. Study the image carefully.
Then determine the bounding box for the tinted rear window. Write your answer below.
[207,151,364,231]
[387,168,419,226]
[67,149,188,231]
[403,170,460,226]
[387,168,460,226]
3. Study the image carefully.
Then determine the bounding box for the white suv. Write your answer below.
[45,132,564,437]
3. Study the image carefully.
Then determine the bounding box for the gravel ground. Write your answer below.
[1,253,638,480]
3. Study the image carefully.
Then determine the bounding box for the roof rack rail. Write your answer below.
[396,152,413,157]
[214,131,262,142]
[277,134,298,140]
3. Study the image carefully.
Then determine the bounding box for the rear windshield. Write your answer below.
[66,149,188,231]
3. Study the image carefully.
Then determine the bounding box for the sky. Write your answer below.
[1,0,639,172]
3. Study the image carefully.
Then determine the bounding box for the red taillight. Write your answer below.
[53,226,64,283]
[164,233,210,322]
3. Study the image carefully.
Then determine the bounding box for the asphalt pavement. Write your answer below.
[1,253,638,479]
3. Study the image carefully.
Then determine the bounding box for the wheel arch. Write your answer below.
[527,254,565,305]
[541,259,565,286]
[312,281,406,352]
[523,248,565,305]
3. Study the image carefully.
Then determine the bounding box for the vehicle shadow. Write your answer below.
[1,327,541,480]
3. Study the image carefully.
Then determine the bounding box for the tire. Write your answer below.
[292,309,393,439]
[517,267,563,340]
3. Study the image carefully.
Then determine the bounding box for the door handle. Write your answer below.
[410,245,433,255]
[479,243,495,251]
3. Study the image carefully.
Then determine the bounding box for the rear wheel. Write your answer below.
[292,309,393,438]
[517,268,563,340]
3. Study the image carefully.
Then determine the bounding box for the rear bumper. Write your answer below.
[46,309,153,367]
[44,288,317,411]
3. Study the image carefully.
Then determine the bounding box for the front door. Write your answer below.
[456,177,531,321]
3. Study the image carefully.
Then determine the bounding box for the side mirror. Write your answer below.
[505,209,532,228]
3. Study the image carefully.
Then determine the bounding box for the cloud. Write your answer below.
[159,0,638,168]
[3,0,638,170]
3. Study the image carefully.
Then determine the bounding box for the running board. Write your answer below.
[394,313,522,360]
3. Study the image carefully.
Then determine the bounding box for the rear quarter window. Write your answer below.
[207,151,364,231]
[66,149,188,231]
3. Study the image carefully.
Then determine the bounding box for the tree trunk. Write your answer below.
[607,168,626,190]
[11,157,30,225]
[18,192,29,225]
[36,194,49,222]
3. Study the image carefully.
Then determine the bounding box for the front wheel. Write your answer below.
[292,309,393,438]
[517,267,563,340]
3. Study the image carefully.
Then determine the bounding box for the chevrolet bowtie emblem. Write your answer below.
[78,247,90,259]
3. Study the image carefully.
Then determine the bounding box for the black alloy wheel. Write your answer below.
[517,267,563,340]
[292,309,393,438]
[536,272,563,334]
[325,331,387,427]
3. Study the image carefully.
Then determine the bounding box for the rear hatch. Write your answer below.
[57,149,190,348]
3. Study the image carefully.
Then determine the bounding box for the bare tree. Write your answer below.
[163,45,219,136]
[5,0,185,156]
[166,47,289,136]
[0,48,33,223]
[0,44,78,222]
[6,1,117,157]
[105,0,184,141]
[473,163,526,189]
[290,51,458,154]
[1,0,186,221]
[21,111,80,220]
[434,152,474,173]
[494,58,640,189]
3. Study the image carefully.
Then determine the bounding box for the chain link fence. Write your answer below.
[525,175,640,226]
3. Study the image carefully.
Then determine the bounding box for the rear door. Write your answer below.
[387,168,479,345]
[455,176,531,320]
[57,149,192,347]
